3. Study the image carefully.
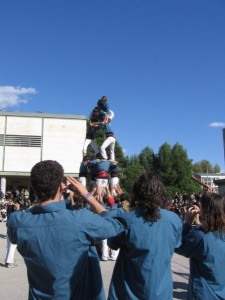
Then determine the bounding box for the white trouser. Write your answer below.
[96,178,108,188]
[78,177,86,187]
[83,139,99,156]
[100,137,115,161]
[110,249,119,260]
[5,236,17,264]
[110,177,119,196]
[102,239,109,260]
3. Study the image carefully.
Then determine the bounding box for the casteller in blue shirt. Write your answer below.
[107,172,182,300]
[7,160,127,300]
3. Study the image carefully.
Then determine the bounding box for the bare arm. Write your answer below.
[67,176,106,214]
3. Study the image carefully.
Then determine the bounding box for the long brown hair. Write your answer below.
[200,192,225,233]
[131,172,168,222]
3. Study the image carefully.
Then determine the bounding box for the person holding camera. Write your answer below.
[7,160,128,300]
[175,192,225,300]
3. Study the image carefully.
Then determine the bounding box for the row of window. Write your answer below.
[0,134,41,147]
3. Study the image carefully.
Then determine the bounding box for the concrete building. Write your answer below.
[0,111,86,194]
[213,178,225,196]
[193,172,225,193]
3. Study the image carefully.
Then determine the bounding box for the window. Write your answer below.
[5,135,41,147]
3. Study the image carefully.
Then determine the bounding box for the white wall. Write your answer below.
[3,117,42,172]
[0,115,86,174]
[42,118,86,173]
[0,116,5,170]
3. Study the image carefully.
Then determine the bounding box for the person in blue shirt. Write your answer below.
[97,96,110,121]
[7,160,127,300]
[97,96,114,123]
[175,192,225,300]
[107,172,182,300]
[87,153,117,195]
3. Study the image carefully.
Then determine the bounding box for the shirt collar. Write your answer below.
[29,200,66,214]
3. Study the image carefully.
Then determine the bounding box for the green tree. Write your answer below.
[213,164,221,173]
[192,160,221,173]
[157,143,176,186]
[154,142,197,196]
[123,155,145,193]
[138,146,155,172]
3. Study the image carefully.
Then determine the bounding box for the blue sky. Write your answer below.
[1,0,225,170]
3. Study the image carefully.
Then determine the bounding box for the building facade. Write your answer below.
[0,111,86,194]
[193,172,225,194]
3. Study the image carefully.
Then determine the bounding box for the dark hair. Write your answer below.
[92,107,100,113]
[101,96,107,102]
[131,172,168,222]
[95,152,103,159]
[200,192,225,233]
[30,160,64,202]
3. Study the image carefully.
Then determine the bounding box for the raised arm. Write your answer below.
[66,176,106,214]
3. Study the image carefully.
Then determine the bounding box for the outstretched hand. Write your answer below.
[184,205,200,225]
[67,176,88,198]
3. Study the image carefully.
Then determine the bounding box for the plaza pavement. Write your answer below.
[0,221,189,299]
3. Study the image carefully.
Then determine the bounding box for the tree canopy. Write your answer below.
[85,129,221,197]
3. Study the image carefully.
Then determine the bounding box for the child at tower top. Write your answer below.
[97,96,114,123]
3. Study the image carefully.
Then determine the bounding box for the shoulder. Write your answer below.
[7,210,31,227]
[160,209,182,224]
[115,210,144,226]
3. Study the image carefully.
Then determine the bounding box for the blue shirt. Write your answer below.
[175,223,225,300]
[87,159,115,178]
[107,208,182,300]
[97,100,110,115]
[7,201,127,300]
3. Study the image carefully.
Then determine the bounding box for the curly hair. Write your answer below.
[131,172,169,222]
[200,192,225,233]
[30,160,64,202]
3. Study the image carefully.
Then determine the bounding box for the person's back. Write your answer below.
[107,173,182,300]
[9,204,108,299]
[108,208,181,300]
[186,229,225,300]
[7,160,127,300]
[175,192,225,300]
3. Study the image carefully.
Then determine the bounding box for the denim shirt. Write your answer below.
[175,223,225,300]
[7,201,127,300]
[107,208,182,300]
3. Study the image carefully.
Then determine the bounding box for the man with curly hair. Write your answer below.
[7,160,127,300]
[107,172,182,300]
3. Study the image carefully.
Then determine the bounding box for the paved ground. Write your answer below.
[0,221,189,299]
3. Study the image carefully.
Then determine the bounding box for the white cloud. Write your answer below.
[209,122,225,128]
[0,85,37,109]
